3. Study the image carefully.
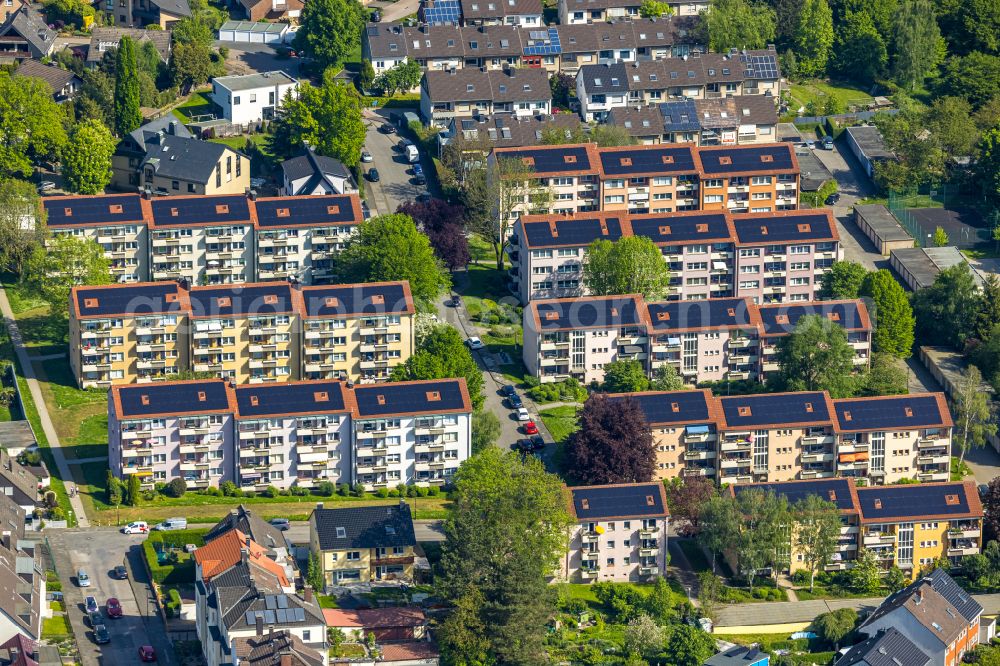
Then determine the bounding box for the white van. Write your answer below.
[405,144,419,163]
[121,521,148,534]
[154,517,188,531]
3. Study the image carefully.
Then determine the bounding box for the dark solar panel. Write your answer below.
[833,394,945,431]
[732,212,835,244]
[599,146,697,176]
[422,0,461,24]
[856,483,972,520]
[150,195,252,226]
[721,392,830,427]
[571,484,666,520]
[189,284,295,317]
[353,379,468,417]
[75,283,181,317]
[117,380,231,417]
[741,53,779,79]
[608,391,711,425]
[45,194,145,227]
[630,213,730,244]
[302,283,410,317]
[733,479,856,512]
[658,100,700,133]
[523,28,561,55]
[646,298,751,331]
[234,381,348,417]
[522,217,624,247]
[501,146,593,174]
[699,144,794,174]
[254,196,360,228]
[534,296,643,330]
[759,301,865,336]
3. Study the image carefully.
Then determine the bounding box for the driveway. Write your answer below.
[220,45,301,78]
[49,529,174,666]
[363,112,430,216]
[379,0,420,23]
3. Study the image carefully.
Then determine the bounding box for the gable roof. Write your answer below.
[860,569,976,648]
[460,0,541,19]
[112,379,235,419]
[0,633,40,666]
[140,134,233,183]
[834,628,930,666]
[645,297,759,333]
[205,504,289,552]
[0,450,39,504]
[0,4,55,58]
[234,381,351,419]
[232,630,323,666]
[731,478,859,514]
[14,60,79,95]
[188,282,296,318]
[568,482,669,521]
[312,503,417,550]
[422,66,550,104]
[352,379,472,418]
[704,645,769,666]
[194,529,289,585]
[87,27,172,64]
[758,299,871,337]
[529,294,648,331]
[605,389,716,427]
[832,393,952,432]
[855,481,982,524]
[719,391,834,430]
[279,147,352,192]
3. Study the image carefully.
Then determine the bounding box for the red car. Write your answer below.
[106,598,122,618]
[523,421,539,435]
[138,645,157,662]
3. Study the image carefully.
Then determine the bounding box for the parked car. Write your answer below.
[825,192,841,205]
[822,135,834,149]
[529,435,545,450]
[405,144,420,163]
[121,521,148,534]
[507,393,523,409]
[37,181,55,192]
[516,407,530,421]
[449,294,461,307]
[270,518,290,531]
[113,565,128,580]
[371,9,381,21]
[106,598,122,619]
[412,163,423,176]
[466,337,484,350]
[138,645,157,662]
[87,611,103,628]
[514,439,534,452]
[85,596,99,614]
[523,421,539,435]
[379,123,397,134]
[368,168,380,182]
[94,623,110,645]
[154,517,187,531]
[413,173,426,185]
[500,384,516,398]
[77,570,91,587]
[361,150,373,163]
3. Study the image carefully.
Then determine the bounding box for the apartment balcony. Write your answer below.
[682,431,715,444]
[581,533,599,544]
[359,325,391,336]
[918,437,950,449]
[863,533,895,546]
[719,456,751,468]
[918,470,950,482]
[720,439,751,452]
[800,470,835,479]
[579,568,599,579]
[136,359,168,370]
[193,362,224,372]
[917,453,950,465]
[193,330,224,340]
[638,528,658,539]
[801,451,834,463]
[726,370,750,380]
[298,450,329,464]
[179,459,211,471]
[360,360,390,370]
[948,527,981,539]
[761,361,779,373]
[948,545,980,557]
[683,449,716,460]
[801,434,835,446]
[719,474,753,484]
[682,467,713,477]
[179,441,212,454]
[540,340,570,351]
[838,442,869,454]
[638,547,659,557]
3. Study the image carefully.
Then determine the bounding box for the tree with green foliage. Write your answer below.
[114,36,142,136]
[932,226,950,247]
[601,359,651,393]
[702,0,777,51]
[0,72,68,179]
[639,0,673,16]
[359,60,376,91]
[126,474,141,506]
[793,0,833,76]
[0,180,43,277]
[650,364,686,391]
[293,0,365,71]
[977,124,1000,206]
[665,625,716,665]
[333,214,450,309]
[849,548,882,594]
[390,324,484,409]
[794,495,842,592]
[820,261,868,299]
[885,566,908,592]
[861,269,915,358]
[471,409,501,454]
[954,365,998,466]
[436,448,571,665]
[25,234,111,318]
[566,394,655,484]
[776,315,857,397]
[832,11,888,83]
[735,489,790,590]
[62,119,116,195]
[589,124,637,147]
[583,236,671,299]
[171,41,216,90]
[857,353,908,396]
[975,274,1000,341]
[373,60,422,96]
[891,0,944,89]
[623,613,664,658]
[44,0,95,27]
[306,551,324,591]
[698,495,740,572]
[940,52,1000,110]
[105,470,123,505]
[813,608,857,649]
[912,262,982,347]
[924,96,980,158]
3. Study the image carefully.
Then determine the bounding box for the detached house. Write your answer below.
[420,66,551,126]
[0,3,55,61]
[14,60,81,102]
[211,71,298,126]
[86,27,172,69]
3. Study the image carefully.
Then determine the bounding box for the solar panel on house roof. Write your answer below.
[188,284,295,317]
[833,394,946,431]
[522,216,624,247]
[646,298,751,331]
[502,146,593,173]
[733,479,856,512]
[856,483,973,521]
[699,144,795,174]
[598,146,697,176]
[629,213,730,244]
[422,0,462,25]
[720,392,830,428]
[741,53,779,79]
[254,196,359,227]
[523,27,561,55]
[45,194,144,227]
[235,381,348,417]
[117,381,230,417]
[150,195,251,226]
[353,379,468,417]
[732,212,834,244]
[658,100,700,133]
[570,483,666,520]
[608,391,711,425]
[758,301,865,336]
[302,283,410,318]
[75,283,181,318]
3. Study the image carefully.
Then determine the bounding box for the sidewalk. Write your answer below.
[0,287,90,527]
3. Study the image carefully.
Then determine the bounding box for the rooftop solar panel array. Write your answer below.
[741,53,779,80]
[856,483,973,521]
[523,28,561,55]
[609,391,712,425]
[302,283,410,318]
[721,392,830,428]
[599,146,696,176]
[117,380,231,417]
[353,379,468,417]
[658,100,700,133]
[699,144,795,175]
[46,194,145,227]
[570,483,667,520]
[646,298,752,331]
[421,0,462,24]
[758,301,866,336]
[522,216,624,247]
[254,196,360,228]
[629,213,730,244]
[75,283,181,317]
[150,195,252,227]
[533,296,643,330]
[833,394,947,431]
[734,479,856,512]
[732,212,834,244]
[501,146,594,174]
[189,284,295,317]
[234,381,349,417]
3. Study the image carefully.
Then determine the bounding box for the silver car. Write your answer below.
[77,570,91,587]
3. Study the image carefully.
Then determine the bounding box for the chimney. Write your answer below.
[303,584,314,603]
[246,535,252,549]
[241,546,249,565]
[168,120,177,135]
[255,614,264,637]
[280,656,292,666]
[316,502,324,510]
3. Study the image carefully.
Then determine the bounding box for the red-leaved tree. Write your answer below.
[398,199,470,270]
[565,394,654,485]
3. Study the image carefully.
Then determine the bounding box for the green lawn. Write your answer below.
[788,80,875,113]
[173,91,219,123]
[0,281,46,315]
[538,406,579,444]
[41,615,72,639]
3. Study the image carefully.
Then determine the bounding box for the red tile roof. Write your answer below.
[194,529,289,586]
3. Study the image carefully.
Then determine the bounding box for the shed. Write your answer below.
[218,20,289,44]
[853,204,912,255]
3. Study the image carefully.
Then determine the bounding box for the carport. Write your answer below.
[218,20,289,45]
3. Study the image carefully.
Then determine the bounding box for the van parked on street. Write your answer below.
[154,517,187,531]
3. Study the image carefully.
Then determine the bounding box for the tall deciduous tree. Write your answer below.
[650,363,686,391]
[832,11,888,84]
[390,324,485,409]
[976,274,1000,341]
[794,495,842,592]
[849,549,882,594]
[697,494,740,571]
[702,0,777,51]
[793,0,833,76]
[857,353,908,396]
[62,119,117,195]
[333,213,451,309]
[372,60,422,96]
[981,476,1000,541]
[940,53,1000,110]
[471,409,501,454]
[473,157,553,270]
[639,0,673,17]
[820,260,868,299]
[114,36,142,136]
[861,268,915,358]
[583,236,671,298]
[954,365,997,466]
[25,234,112,318]
[912,262,981,346]
[666,475,715,535]
[0,180,44,276]
[977,124,1000,206]
[397,200,470,270]
[601,359,651,393]
[733,489,790,591]
[891,0,943,89]
[293,0,365,71]
[813,608,857,649]
[776,315,857,397]
[437,448,571,665]
[566,394,655,484]
[665,625,716,665]
[0,73,68,179]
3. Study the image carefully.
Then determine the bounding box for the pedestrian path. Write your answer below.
[0,287,89,527]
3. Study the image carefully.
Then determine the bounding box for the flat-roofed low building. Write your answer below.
[606,390,719,479]
[891,246,983,292]
[757,299,871,375]
[70,281,191,388]
[854,204,912,255]
[845,125,894,179]
[562,482,670,583]
[351,379,472,489]
[109,379,237,489]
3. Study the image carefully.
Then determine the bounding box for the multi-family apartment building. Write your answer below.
[523,295,868,385]
[69,280,415,388]
[509,208,833,304]
[489,142,800,221]
[0,492,45,644]
[43,192,364,286]
[604,390,952,485]
[45,193,151,283]
[558,0,707,23]
[730,479,983,580]
[576,49,781,121]
[607,96,779,146]
[70,281,192,388]
[310,503,418,588]
[562,482,670,583]
[420,66,552,126]
[108,377,472,491]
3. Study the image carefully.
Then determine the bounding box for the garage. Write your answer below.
[217,20,289,45]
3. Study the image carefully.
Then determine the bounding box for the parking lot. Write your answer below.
[48,528,174,666]
[363,111,431,216]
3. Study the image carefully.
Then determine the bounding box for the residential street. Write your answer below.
[363,111,430,216]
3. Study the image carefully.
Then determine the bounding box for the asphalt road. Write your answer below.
[363,112,429,216]
[49,529,174,666]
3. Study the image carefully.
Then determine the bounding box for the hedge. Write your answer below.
[143,528,208,585]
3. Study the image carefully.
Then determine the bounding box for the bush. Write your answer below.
[376,487,390,498]
[352,483,365,497]
[165,588,182,617]
[202,486,223,497]
[165,478,187,498]
[316,481,336,496]
[336,483,349,496]
[220,481,240,497]
[48,507,65,520]
[261,486,279,498]
[290,486,309,496]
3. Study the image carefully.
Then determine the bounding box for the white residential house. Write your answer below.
[211,70,298,126]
